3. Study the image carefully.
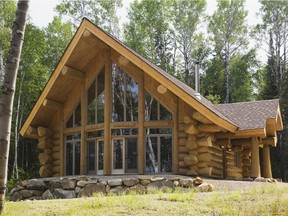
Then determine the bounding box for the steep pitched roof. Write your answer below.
[20,18,282,138]
[215,99,283,131]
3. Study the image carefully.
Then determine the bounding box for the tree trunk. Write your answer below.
[0,0,29,213]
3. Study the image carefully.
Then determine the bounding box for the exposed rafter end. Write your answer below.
[26,126,38,138]
[261,136,277,147]
[157,85,167,94]
[43,99,63,110]
[61,66,83,79]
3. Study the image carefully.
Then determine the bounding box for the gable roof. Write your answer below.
[20,18,282,138]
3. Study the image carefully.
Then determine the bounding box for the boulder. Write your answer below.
[147,180,174,193]
[108,179,122,187]
[151,177,165,182]
[77,180,88,188]
[140,179,151,186]
[254,177,267,182]
[20,180,29,187]
[10,191,23,201]
[9,185,24,195]
[62,179,76,190]
[197,183,214,192]
[42,189,54,200]
[77,176,90,181]
[109,186,124,195]
[138,176,151,180]
[75,186,82,194]
[99,180,107,185]
[78,183,106,197]
[123,178,139,187]
[193,177,203,186]
[49,180,62,192]
[19,189,34,198]
[173,180,179,186]
[53,188,76,199]
[179,178,193,187]
[124,184,146,194]
[168,177,180,181]
[33,190,44,196]
[27,179,47,190]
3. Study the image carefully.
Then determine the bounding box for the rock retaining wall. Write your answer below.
[9,176,213,201]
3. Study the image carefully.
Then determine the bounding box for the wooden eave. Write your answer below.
[21,19,238,137]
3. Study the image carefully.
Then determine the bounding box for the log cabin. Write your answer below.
[20,18,283,179]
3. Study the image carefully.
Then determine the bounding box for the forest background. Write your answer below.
[1,0,287,186]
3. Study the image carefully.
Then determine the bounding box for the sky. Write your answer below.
[29,0,262,28]
[28,0,265,60]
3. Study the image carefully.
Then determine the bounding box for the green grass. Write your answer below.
[2,184,288,216]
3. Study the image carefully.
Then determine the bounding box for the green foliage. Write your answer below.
[55,0,122,36]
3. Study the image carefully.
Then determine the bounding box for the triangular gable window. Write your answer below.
[144,92,172,121]
[66,102,81,128]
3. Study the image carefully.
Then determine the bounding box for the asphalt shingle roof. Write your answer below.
[214,99,279,130]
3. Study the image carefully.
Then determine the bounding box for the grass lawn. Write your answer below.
[2,183,288,216]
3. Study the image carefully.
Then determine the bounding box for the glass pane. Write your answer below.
[65,142,73,175]
[74,103,81,127]
[112,64,125,122]
[88,140,95,172]
[146,136,158,173]
[74,141,81,175]
[160,104,172,121]
[87,131,104,138]
[87,80,96,125]
[126,74,138,121]
[160,136,172,173]
[66,115,73,128]
[113,139,123,170]
[111,129,138,136]
[147,128,172,134]
[98,140,104,171]
[126,138,138,172]
[145,93,158,121]
[97,69,105,123]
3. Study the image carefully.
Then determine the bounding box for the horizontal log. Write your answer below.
[52,160,60,166]
[179,138,187,146]
[44,148,52,155]
[38,126,53,137]
[186,139,198,150]
[186,169,197,176]
[227,172,243,179]
[212,167,223,176]
[197,152,212,162]
[52,152,60,160]
[227,165,242,173]
[179,168,188,175]
[214,139,231,147]
[197,167,213,176]
[179,153,187,160]
[189,151,198,156]
[43,99,63,110]
[197,147,209,153]
[197,137,213,147]
[198,124,221,133]
[208,160,222,169]
[39,165,52,177]
[52,173,60,177]
[37,138,53,149]
[211,156,222,164]
[190,165,198,172]
[185,124,199,135]
[232,146,243,152]
[62,65,83,79]
[183,155,198,166]
[242,171,251,177]
[52,166,60,173]
[26,126,37,137]
[192,112,212,124]
[178,132,188,138]
[183,116,197,125]
[52,146,60,152]
[197,162,209,168]
[178,124,188,132]
[179,146,189,153]
[39,153,52,165]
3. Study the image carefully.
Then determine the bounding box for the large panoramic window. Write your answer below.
[144,92,172,121]
[112,64,138,122]
[145,128,172,173]
[66,102,81,128]
[65,134,81,175]
[87,68,105,125]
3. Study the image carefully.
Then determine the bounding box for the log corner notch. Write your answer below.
[61,65,84,79]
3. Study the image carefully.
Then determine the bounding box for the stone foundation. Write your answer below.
[9,175,213,201]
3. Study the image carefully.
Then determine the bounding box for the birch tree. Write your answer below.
[0,0,29,212]
[208,0,248,103]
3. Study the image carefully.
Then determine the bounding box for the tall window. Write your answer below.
[146,128,172,173]
[65,134,81,175]
[66,103,81,128]
[87,68,105,125]
[144,92,172,121]
[87,130,104,174]
[112,63,138,122]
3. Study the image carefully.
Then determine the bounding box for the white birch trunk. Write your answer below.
[0,0,29,212]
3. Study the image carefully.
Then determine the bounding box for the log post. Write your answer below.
[250,137,261,178]
[262,144,272,178]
